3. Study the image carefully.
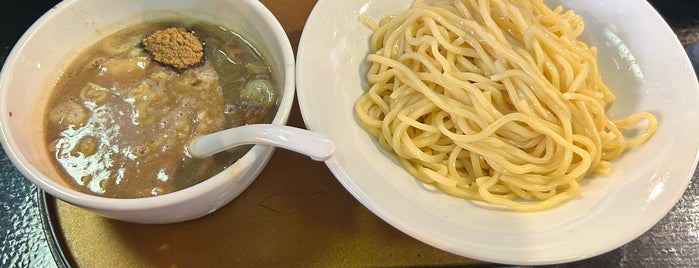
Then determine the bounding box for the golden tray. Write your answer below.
[38,2,488,266]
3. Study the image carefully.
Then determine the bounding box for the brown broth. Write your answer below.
[44,19,279,198]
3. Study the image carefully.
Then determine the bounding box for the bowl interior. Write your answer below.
[0,0,294,206]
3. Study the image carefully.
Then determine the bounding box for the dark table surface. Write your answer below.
[1,1,698,267]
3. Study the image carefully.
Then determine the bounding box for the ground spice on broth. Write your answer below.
[45,19,279,198]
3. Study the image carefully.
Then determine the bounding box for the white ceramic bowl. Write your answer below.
[297,0,699,265]
[0,0,295,224]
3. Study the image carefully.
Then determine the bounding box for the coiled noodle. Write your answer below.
[355,0,657,211]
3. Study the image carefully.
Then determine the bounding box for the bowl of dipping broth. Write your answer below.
[0,0,295,224]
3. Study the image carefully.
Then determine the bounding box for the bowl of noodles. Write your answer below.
[296,0,699,265]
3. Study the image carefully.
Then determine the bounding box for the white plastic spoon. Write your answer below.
[187,124,335,161]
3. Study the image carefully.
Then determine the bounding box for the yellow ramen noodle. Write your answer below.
[355,0,657,211]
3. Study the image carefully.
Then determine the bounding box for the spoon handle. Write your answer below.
[188,124,335,161]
